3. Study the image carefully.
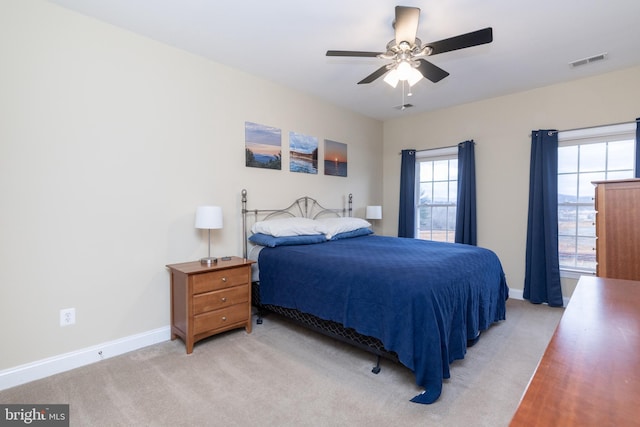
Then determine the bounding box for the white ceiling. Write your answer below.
[48,0,640,121]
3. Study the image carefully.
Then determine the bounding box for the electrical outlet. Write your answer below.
[60,308,76,327]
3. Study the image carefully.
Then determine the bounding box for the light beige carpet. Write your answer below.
[0,299,563,426]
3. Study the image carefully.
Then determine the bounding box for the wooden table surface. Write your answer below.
[510,276,640,426]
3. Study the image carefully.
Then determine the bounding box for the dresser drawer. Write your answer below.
[193,284,249,314]
[192,267,249,294]
[194,304,248,334]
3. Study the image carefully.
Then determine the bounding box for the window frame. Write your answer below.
[415,146,459,242]
[557,123,636,278]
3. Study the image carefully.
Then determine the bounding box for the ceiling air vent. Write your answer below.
[393,103,413,110]
[569,52,608,68]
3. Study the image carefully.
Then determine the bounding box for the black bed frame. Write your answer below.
[241,189,399,373]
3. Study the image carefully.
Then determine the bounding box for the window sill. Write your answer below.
[560,269,596,280]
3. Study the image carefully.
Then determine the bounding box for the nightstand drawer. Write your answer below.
[194,304,248,334]
[193,284,249,314]
[192,267,249,294]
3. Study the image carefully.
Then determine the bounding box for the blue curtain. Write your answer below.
[455,140,477,245]
[524,130,563,307]
[635,118,640,178]
[398,149,416,238]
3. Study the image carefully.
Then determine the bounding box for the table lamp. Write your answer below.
[365,205,382,220]
[195,206,223,265]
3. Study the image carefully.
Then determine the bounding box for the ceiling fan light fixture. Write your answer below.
[397,60,423,86]
[384,60,423,88]
[406,66,423,86]
[396,60,412,79]
[383,69,400,88]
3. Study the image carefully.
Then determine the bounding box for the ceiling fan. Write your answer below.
[326,6,493,87]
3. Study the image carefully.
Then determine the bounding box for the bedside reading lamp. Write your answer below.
[195,206,223,265]
[366,205,382,234]
[365,205,382,221]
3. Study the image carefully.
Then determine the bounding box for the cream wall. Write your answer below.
[0,0,382,371]
[382,66,640,300]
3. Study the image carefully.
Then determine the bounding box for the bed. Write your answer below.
[241,190,509,404]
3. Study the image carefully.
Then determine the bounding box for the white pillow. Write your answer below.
[316,217,371,239]
[251,217,327,237]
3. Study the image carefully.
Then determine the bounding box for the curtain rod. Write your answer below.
[537,118,638,136]
[398,141,474,155]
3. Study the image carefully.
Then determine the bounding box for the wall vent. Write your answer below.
[569,52,608,68]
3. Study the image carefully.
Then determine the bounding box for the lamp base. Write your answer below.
[200,257,218,266]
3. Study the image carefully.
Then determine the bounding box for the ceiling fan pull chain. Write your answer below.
[402,80,406,110]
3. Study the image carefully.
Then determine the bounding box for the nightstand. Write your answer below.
[166,257,254,354]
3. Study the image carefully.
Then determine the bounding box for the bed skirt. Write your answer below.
[252,281,399,363]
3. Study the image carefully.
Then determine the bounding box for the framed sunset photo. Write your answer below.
[324,139,347,177]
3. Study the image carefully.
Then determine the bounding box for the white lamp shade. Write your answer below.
[195,206,223,229]
[396,60,413,80]
[383,69,400,88]
[365,205,382,220]
[406,66,423,86]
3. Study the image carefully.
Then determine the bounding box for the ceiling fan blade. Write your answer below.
[394,6,420,46]
[426,27,493,56]
[326,50,381,57]
[357,65,390,84]
[416,59,450,83]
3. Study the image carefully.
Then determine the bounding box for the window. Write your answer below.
[557,123,636,275]
[416,147,458,242]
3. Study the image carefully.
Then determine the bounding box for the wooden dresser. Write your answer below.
[166,257,254,354]
[593,178,640,280]
[510,276,640,426]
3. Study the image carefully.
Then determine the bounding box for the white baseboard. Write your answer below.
[509,289,524,300]
[508,288,570,306]
[0,326,171,391]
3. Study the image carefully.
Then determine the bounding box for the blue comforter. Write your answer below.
[258,235,508,403]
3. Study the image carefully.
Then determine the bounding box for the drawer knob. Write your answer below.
[222,316,227,321]
[221,277,227,282]
[221,297,227,302]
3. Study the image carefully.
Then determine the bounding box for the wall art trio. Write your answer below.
[245,121,347,177]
